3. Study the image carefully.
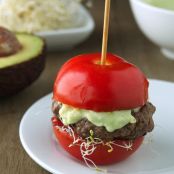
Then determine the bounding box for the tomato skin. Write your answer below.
[53,53,148,112]
[52,117,144,165]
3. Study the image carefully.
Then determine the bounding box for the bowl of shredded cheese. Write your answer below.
[0,0,95,51]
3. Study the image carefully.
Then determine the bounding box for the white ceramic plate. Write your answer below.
[36,4,95,51]
[19,79,174,174]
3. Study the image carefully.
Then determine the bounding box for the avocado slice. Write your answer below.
[0,33,46,97]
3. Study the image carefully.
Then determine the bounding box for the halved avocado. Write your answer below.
[0,34,46,97]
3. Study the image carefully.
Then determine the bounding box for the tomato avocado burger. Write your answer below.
[52,53,155,166]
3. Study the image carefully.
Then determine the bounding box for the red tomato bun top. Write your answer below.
[53,53,148,112]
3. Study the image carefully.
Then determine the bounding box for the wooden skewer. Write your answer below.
[101,0,111,65]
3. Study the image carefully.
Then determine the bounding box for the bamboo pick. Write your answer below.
[101,0,111,65]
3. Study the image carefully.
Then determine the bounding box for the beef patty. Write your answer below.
[52,101,155,141]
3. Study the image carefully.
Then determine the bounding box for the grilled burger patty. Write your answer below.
[52,102,155,141]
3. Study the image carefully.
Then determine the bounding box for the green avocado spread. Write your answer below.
[144,0,174,11]
[59,104,136,132]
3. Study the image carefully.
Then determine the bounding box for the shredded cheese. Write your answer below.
[0,0,82,33]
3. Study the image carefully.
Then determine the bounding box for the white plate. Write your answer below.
[36,4,95,51]
[19,79,174,174]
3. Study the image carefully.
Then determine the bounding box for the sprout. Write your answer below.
[55,125,133,172]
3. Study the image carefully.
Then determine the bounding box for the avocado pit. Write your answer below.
[0,27,22,57]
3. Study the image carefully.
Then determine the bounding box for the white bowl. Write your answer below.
[36,4,95,51]
[129,0,174,60]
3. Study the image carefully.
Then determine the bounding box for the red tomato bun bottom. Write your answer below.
[52,117,144,165]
